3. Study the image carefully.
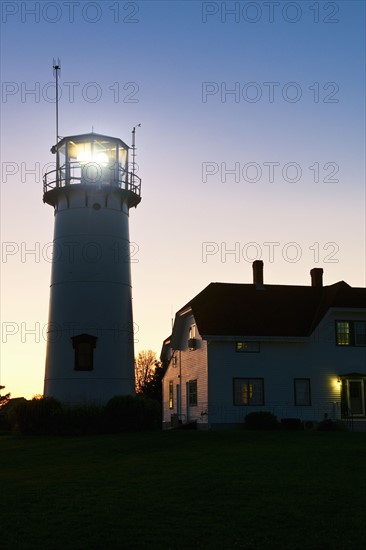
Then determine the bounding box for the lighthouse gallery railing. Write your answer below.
[43,162,141,196]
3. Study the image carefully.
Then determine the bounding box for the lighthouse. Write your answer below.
[43,132,141,404]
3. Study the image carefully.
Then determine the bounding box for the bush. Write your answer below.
[7,394,162,436]
[317,418,346,432]
[59,404,106,436]
[244,411,279,431]
[9,397,62,435]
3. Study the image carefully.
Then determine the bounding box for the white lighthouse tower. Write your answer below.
[43,132,141,404]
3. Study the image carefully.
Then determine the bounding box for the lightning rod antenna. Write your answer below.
[131,123,141,184]
[53,58,61,144]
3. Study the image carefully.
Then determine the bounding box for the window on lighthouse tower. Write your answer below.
[71,334,98,371]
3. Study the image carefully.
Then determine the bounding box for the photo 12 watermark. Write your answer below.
[201,241,340,264]
[2,81,140,104]
[202,81,339,103]
[1,161,140,184]
[201,2,340,24]
[1,321,139,344]
[201,161,340,184]
[1,2,140,24]
[1,240,140,264]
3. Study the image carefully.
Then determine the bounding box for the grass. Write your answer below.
[0,430,365,549]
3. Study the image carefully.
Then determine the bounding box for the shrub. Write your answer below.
[317,418,346,432]
[244,411,279,431]
[9,397,62,435]
[0,398,26,432]
[7,394,162,436]
[59,404,106,436]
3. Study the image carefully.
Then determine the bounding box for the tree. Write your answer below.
[141,361,165,402]
[0,386,10,409]
[134,350,159,395]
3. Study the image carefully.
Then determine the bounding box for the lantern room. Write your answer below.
[43,133,141,206]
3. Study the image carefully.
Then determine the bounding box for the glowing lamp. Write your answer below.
[46,132,132,188]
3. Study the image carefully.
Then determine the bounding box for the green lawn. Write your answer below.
[1,430,365,549]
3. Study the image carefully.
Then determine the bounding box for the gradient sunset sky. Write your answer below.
[1,0,365,398]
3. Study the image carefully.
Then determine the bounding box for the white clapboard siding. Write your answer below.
[162,315,208,427]
[163,308,366,428]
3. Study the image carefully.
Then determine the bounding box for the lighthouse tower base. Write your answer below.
[44,377,135,406]
[43,186,139,405]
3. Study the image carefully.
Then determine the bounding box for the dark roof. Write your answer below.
[180,281,366,338]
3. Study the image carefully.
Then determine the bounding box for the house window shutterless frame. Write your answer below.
[336,321,366,346]
[355,322,366,345]
[294,378,311,406]
[188,380,198,407]
[235,342,260,352]
[233,378,264,406]
[169,381,174,409]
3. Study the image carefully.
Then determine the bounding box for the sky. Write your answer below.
[0,0,365,399]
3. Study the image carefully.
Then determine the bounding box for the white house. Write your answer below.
[161,262,366,430]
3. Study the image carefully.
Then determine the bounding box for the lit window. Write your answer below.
[336,321,351,346]
[236,342,260,353]
[189,324,196,339]
[336,321,366,346]
[188,380,197,407]
[294,379,311,406]
[233,378,264,406]
[71,334,97,371]
[169,381,174,409]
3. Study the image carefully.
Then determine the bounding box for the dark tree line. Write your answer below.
[0,386,10,408]
[134,351,166,402]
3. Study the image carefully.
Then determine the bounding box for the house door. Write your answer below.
[348,380,365,416]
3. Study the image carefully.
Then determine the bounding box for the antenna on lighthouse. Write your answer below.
[131,123,141,184]
[53,58,61,144]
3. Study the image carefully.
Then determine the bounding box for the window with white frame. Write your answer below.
[235,341,260,352]
[336,321,366,346]
[355,322,366,346]
[233,378,264,406]
[294,378,311,406]
[189,324,196,339]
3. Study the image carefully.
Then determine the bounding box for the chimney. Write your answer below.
[252,260,264,285]
[310,268,323,287]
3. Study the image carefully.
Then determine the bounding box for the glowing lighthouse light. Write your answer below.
[43,131,141,405]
